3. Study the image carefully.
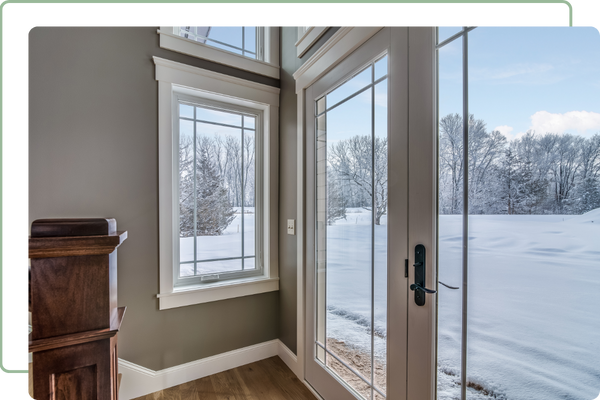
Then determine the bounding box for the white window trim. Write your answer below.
[295,27,329,58]
[158,27,280,79]
[154,56,279,310]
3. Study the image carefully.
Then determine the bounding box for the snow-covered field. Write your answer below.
[179,206,600,398]
[324,208,600,399]
[179,207,255,276]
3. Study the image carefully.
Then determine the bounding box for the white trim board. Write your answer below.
[118,339,300,400]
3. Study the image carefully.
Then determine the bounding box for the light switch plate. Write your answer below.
[287,219,295,235]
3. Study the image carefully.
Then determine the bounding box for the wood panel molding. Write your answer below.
[29,231,127,258]
[30,218,127,400]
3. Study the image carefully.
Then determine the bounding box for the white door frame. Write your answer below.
[293,26,385,382]
[294,27,437,399]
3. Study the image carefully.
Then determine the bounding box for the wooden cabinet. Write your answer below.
[29,219,127,400]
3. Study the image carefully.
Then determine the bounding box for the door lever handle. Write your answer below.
[412,244,435,306]
[410,283,437,294]
[439,281,459,290]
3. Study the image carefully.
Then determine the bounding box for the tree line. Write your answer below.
[325,114,600,224]
[439,113,600,215]
[179,134,255,237]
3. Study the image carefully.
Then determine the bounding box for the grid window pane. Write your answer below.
[178,102,258,281]
[177,26,258,60]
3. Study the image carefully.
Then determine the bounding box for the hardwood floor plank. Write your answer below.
[194,376,218,400]
[210,369,247,400]
[260,357,317,400]
[178,380,199,400]
[162,385,181,400]
[234,361,282,400]
[134,356,316,400]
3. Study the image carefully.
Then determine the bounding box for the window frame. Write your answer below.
[295,27,329,58]
[158,27,280,79]
[154,56,279,310]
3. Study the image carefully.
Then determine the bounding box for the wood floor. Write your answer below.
[132,356,317,400]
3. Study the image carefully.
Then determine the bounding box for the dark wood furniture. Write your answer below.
[29,218,127,400]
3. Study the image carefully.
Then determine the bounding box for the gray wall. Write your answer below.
[28,27,279,371]
[278,27,339,354]
[29,25,338,368]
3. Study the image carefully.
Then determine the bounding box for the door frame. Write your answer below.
[294,27,437,399]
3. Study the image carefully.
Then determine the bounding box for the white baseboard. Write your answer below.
[118,339,280,400]
[277,339,299,376]
[118,339,319,400]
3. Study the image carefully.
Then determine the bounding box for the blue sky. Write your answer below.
[439,27,600,140]
[203,27,600,142]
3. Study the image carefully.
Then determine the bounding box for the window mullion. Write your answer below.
[241,118,245,271]
[193,107,198,277]
[460,27,470,400]
[242,27,246,58]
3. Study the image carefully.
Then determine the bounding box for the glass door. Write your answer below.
[436,27,600,400]
[305,27,437,400]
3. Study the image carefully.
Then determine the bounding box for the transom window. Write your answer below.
[176,99,261,286]
[175,27,262,60]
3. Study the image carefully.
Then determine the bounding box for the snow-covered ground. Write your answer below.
[178,206,600,398]
[179,207,255,276]
[325,208,600,399]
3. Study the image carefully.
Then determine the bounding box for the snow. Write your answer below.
[324,208,600,399]
[177,206,600,398]
[179,208,255,276]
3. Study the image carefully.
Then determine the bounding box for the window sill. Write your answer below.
[157,28,280,79]
[157,276,279,310]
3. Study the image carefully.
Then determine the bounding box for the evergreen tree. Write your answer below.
[195,138,236,236]
[576,176,600,214]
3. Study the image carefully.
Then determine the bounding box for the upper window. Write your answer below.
[158,26,279,79]
[176,27,262,60]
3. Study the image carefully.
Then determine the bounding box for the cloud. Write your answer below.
[493,125,526,141]
[494,125,513,138]
[530,111,600,136]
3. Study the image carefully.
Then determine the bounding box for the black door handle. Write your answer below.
[410,244,436,306]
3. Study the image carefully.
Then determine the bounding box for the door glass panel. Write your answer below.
[466,27,600,400]
[326,66,373,109]
[438,27,600,400]
[316,55,389,400]
[437,34,465,400]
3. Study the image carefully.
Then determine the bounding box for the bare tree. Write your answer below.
[328,135,388,225]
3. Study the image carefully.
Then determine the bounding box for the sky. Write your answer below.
[439,27,600,141]
[313,27,600,146]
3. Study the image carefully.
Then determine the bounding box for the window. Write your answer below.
[158,26,280,79]
[176,27,262,60]
[175,98,261,286]
[154,56,279,309]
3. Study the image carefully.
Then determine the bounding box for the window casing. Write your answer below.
[295,27,329,58]
[158,27,280,79]
[154,56,279,309]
